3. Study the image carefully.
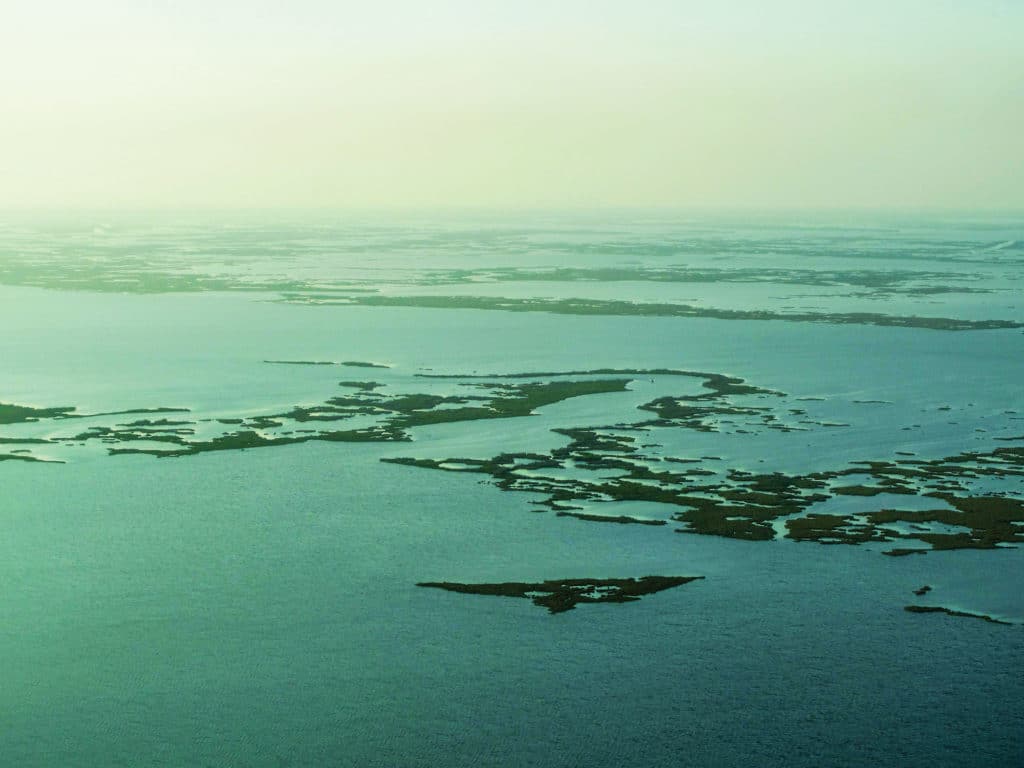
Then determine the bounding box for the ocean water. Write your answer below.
[0,211,1021,766]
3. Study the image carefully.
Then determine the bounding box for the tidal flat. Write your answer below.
[0,212,1022,767]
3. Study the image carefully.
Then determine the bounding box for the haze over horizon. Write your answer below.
[2,1,1022,211]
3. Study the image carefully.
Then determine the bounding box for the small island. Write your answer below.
[417,575,704,614]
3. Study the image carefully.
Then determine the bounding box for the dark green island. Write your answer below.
[417,576,704,614]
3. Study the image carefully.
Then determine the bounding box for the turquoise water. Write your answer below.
[1,212,1021,766]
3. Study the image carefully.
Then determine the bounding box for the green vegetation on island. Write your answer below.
[284,294,1024,332]
[904,605,1013,626]
[417,576,704,614]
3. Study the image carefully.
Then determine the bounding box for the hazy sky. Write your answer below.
[1,1,1021,210]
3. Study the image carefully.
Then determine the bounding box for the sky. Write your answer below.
[0,0,1021,210]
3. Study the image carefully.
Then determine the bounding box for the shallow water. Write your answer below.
[1,212,1022,766]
